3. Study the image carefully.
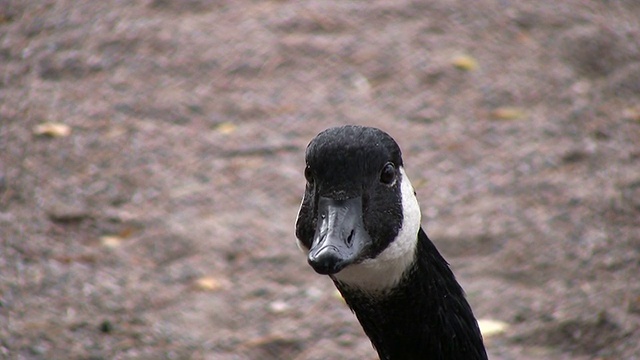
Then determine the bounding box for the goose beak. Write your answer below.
[308,196,370,275]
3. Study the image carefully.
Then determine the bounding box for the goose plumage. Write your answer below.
[295,125,488,360]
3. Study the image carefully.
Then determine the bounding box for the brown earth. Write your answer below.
[1,0,640,359]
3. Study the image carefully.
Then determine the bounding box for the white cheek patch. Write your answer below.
[332,167,421,291]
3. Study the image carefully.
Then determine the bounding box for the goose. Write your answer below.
[295,125,488,360]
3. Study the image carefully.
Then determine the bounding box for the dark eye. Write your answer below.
[380,162,396,185]
[304,166,314,185]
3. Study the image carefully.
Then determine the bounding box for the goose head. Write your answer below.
[295,125,422,290]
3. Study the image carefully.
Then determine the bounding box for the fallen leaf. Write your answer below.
[33,122,72,137]
[477,319,509,337]
[622,107,640,122]
[491,107,525,120]
[451,54,478,71]
[216,122,237,135]
[194,276,223,291]
[100,235,123,248]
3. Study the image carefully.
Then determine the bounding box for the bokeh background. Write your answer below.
[1,1,640,359]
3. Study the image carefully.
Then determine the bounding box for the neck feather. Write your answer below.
[336,229,488,360]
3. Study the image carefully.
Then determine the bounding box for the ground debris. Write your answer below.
[451,54,478,71]
[33,122,72,137]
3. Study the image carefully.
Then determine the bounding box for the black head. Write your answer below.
[295,125,410,276]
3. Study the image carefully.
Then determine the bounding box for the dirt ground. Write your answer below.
[1,0,640,359]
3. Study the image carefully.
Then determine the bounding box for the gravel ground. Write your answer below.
[1,1,640,359]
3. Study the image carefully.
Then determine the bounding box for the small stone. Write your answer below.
[100,236,123,249]
[46,202,89,223]
[268,300,290,313]
[99,320,113,333]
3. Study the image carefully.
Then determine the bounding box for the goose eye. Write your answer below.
[304,166,314,185]
[380,162,396,185]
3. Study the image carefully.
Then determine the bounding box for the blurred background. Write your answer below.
[1,0,640,359]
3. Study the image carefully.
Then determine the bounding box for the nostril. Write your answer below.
[346,230,355,247]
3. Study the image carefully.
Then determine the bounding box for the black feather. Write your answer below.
[335,228,487,360]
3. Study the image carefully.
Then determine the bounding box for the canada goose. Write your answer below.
[295,125,488,360]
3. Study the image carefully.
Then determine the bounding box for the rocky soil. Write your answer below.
[1,0,640,359]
